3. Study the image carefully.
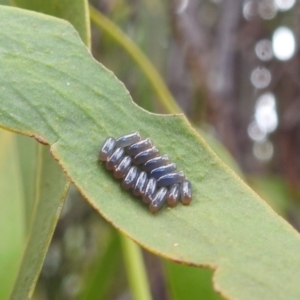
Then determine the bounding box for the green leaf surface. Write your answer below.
[0,131,25,300]
[164,261,223,300]
[11,0,90,48]
[1,6,300,300]
[7,0,89,298]
[9,146,68,300]
[16,135,38,232]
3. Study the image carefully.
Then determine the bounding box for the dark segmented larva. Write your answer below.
[149,163,177,180]
[122,166,138,190]
[105,147,125,170]
[156,171,185,187]
[132,147,159,165]
[98,132,192,213]
[142,155,170,172]
[149,187,168,213]
[143,178,157,204]
[99,137,116,161]
[167,183,180,207]
[132,171,148,196]
[114,156,132,179]
[116,132,141,148]
[180,180,192,205]
[126,138,152,156]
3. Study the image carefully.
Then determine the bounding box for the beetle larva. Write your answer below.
[105,147,125,170]
[149,187,168,213]
[114,156,132,179]
[142,155,170,172]
[132,171,148,196]
[156,171,185,187]
[149,163,177,180]
[116,132,141,148]
[143,178,157,204]
[132,147,159,165]
[180,180,192,205]
[167,183,180,207]
[99,132,192,212]
[99,137,116,161]
[121,166,138,190]
[126,138,152,156]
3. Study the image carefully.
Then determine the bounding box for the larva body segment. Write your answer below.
[149,187,168,213]
[126,138,152,156]
[156,171,185,187]
[99,132,192,213]
[143,178,157,204]
[150,163,177,180]
[114,156,132,179]
[167,183,180,207]
[142,155,170,172]
[116,132,141,148]
[132,171,148,196]
[132,147,159,165]
[106,147,125,170]
[99,137,116,161]
[180,180,192,205]
[122,166,138,190]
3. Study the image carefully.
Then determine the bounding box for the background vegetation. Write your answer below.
[1,0,300,299]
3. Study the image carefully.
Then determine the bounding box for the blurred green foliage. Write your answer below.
[1,1,300,300]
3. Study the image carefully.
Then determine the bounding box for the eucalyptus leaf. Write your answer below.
[0,131,25,300]
[1,6,300,300]
[15,135,37,232]
[11,0,90,47]
[6,1,89,299]
[9,146,68,300]
[164,261,223,300]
